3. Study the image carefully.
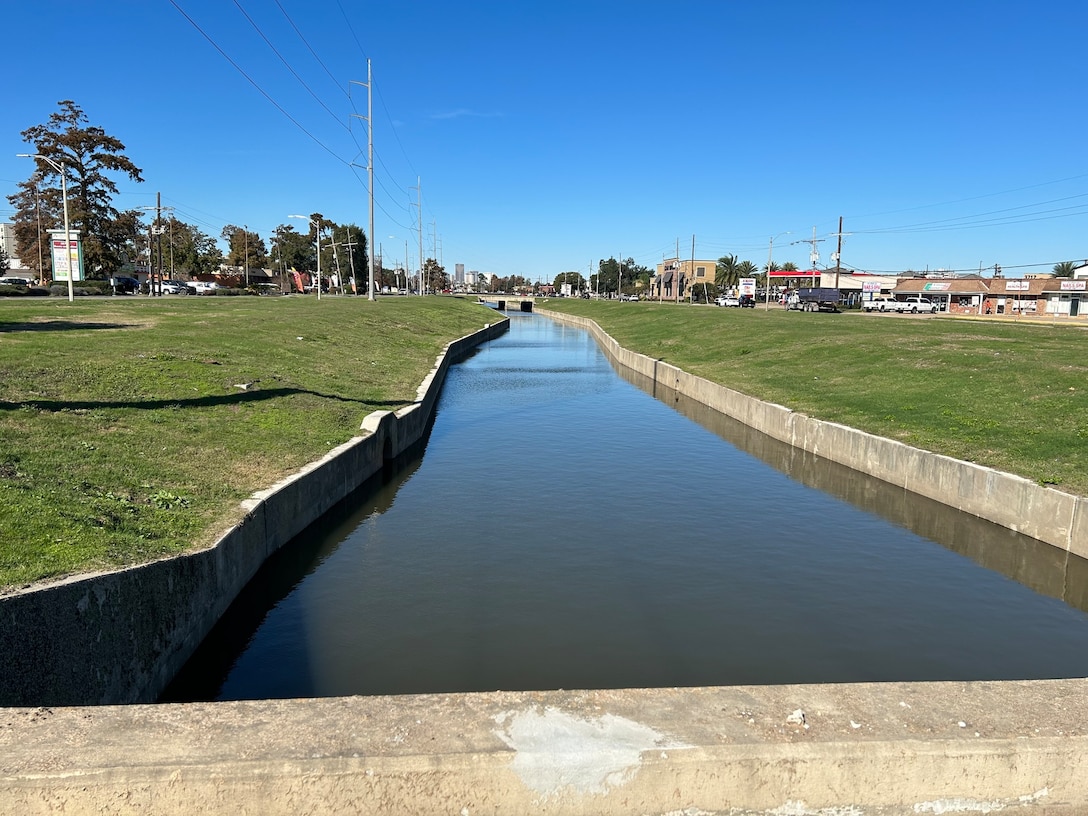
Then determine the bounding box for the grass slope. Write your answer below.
[0,296,492,588]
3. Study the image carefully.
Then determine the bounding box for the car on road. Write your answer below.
[863,295,903,313]
[0,276,34,287]
[110,276,140,294]
[159,280,191,295]
[716,295,741,307]
[189,280,221,295]
[902,296,938,313]
[738,295,756,308]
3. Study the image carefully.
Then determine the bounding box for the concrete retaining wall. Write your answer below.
[0,316,509,707]
[4,680,1088,814]
[538,308,1087,559]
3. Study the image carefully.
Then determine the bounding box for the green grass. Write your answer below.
[539,299,1088,496]
[0,295,493,589]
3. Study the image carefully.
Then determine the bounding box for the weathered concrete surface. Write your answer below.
[0,316,509,707]
[539,308,1087,559]
[2,680,1088,814]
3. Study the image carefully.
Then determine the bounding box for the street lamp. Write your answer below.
[242,224,249,288]
[17,153,73,302]
[765,231,791,310]
[288,215,322,300]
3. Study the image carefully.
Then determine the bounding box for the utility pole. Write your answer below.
[805,226,825,287]
[410,178,422,294]
[243,224,249,288]
[350,61,377,300]
[340,231,358,294]
[829,216,851,289]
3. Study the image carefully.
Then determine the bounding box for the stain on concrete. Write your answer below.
[494,705,685,799]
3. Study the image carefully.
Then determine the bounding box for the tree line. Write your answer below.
[6,100,389,288]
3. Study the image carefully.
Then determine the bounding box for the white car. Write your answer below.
[190,281,221,295]
[715,295,740,307]
[159,280,191,295]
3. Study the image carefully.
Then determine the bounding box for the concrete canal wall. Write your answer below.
[538,308,1088,560]
[0,316,510,707]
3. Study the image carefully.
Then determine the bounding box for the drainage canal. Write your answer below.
[162,313,1088,701]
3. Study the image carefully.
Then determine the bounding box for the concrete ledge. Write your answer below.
[0,317,509,707]
[538,308,1086,557]
[3,679,1088,814]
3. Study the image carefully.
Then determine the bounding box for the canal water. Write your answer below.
[162,312,1088,702]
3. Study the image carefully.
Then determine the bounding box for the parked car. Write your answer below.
[716,295,740,307]
[0,276,34,287]
[190,280,221,295]
[902,295,938,314]
[862,295,905,313]
[110,276,140,294]
[159,279,191,295]
[738,295,756,308]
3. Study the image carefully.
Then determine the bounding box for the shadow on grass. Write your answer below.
[0,387,414,413]
[0,321,132,333]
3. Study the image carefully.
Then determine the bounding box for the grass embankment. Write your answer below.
[0,295,492,589]
[540,299,1088,497]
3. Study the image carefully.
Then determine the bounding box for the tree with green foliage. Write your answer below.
[9,100,144,280]
[716,254,740,289]
[0,246,9,274]
[424,258,447,292]
[1053,261,1078,278]
[221,225,267,271]
[736,260,759,279]
[554,271,586,294]
[162,217,221,277]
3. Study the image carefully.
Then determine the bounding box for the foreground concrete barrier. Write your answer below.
[539,308,1087,560]
[3,679,1088,814]
[0,317,509,707]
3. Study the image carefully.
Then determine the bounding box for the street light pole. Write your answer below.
[243,224,249,288]
[18,153,73,302]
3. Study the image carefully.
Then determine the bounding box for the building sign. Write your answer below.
[739,277,755,296]
[48,230,84,282]
[922,282,951,291]
[1004,280,1029,291]
[862,281,882,292]
[1060,280,1086,291]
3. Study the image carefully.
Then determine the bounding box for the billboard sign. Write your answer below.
[48,230,84,282]
[739,277,756,296]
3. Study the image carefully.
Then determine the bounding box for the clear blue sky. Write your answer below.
[4,0,1088,281]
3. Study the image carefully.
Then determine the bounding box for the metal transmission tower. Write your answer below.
[350,59,376,300]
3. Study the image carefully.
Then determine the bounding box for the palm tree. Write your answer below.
[736,260,759,279]
[716,254,739,289]
[1053,261,1078,278]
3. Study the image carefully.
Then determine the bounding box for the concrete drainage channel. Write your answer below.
[3,309,1088,814]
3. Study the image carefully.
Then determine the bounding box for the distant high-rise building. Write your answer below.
[455,263,465,284]
[0,223,29,271]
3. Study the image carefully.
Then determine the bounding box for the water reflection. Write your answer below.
[163,314,1088,701]
[615,364,1088,617]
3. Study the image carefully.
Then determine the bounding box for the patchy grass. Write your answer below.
[539,299,1088,496]
[0,296,493,588]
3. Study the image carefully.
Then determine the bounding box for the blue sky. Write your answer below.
[4,0,1088,281]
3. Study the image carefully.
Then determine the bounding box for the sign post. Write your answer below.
[48,230,84,283]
